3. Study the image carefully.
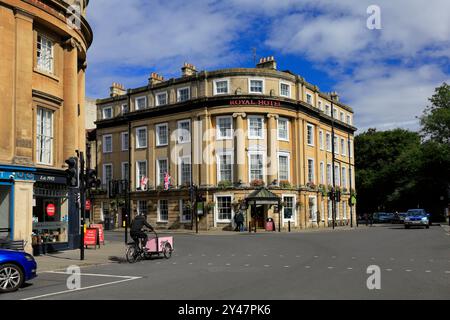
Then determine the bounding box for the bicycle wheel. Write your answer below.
[162,243,172,259]
[126,244,139,263]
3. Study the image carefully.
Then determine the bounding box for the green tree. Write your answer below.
[420,82,450,144]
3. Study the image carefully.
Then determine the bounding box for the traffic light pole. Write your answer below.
[78,151,86,261]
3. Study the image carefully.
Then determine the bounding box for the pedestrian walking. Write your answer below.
[234,211,244,232]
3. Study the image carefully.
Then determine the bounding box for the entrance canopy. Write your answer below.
[246,188,281,206]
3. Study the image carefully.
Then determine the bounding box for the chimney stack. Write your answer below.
[181,62,197,77]
[256,56,277,70]
[110,82,126,97]
[330,91,340,102]
[148,72,165,86]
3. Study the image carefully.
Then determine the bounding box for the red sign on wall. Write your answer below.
[85,200,91,211]
[46,204,56,217]
[84,228,99,248]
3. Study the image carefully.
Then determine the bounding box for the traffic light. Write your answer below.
[86,169,101,188]
[65,157,79,188]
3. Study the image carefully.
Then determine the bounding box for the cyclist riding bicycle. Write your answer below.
[130,211,154,251]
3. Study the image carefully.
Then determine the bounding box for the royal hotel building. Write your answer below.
[93,57,357,231]
[0,0,92,252]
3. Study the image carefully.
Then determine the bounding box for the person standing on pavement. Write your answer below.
[234,211,244,232]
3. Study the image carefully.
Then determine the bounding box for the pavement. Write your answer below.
[1,224,449,300]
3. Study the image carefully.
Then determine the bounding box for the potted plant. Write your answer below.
[206,201,215,213]
[250,179,265,188]
[218,180,232,189]
[279,180,291,189]
[306,182,317,191]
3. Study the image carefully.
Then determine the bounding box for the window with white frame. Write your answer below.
[249,152,264,181]
[177,120,191,143]
[214,79,229,95]
[278,153,290,182]
[180,199,192,222]
[177,87,190,102]
[349,168,353,187]
[325,105,331,116]
[248,116,264,139]
[347,114,352,125]
[333,108,338,119]
[136,160,148,190]
[326,132,331,152]
[156,123,168,146]
[135,97,147,111]
[328,200,333,220]
[336,201,340,220]
[121,132,129,151]
[158,200,169,222]
[327,163,332,185]
[216,116,233,139]
[283,196,295,221]
[334,164,340,186]
[157,159,168,186]
[103,135,112,153]
[121,104,129,114]
[179,156,191,185]
[309,196,317,221]
[320,200,325,221]
[341,138,346,156]
[280,82,290,97]
[36,108,54,165]
[156,92,168,106]
[319,130,324,150]
[103,164,113,185]
[318,101,323,111]
[137,200,148,216]
[334,136,339,154]
[340,112,345,122]
[249,79,264,94]
[216,196,232,221]
[349,140,353,158]
[217,152,233,182]
[102,106,113,119]
[306,93,312,105]
[308,159,315,183]
[136,127,147,149]
[320,162,325,184]
[342,167,347,189]
[121,162,129,180]
[307,124,315,146]
[37,34,54,73]
[278,118,289,141]
[343,201,347,220]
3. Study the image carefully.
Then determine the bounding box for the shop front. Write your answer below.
[32,170,77,254]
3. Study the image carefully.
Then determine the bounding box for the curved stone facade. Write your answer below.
[94,60,357,231]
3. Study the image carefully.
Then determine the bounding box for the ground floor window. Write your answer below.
[216,196,232,222]
[308,196,317,222]
[283,196,295,222]
[32,183,69,244]
[0,185,11,240]
[343,201,347,220]
[335,201,340,220]
[328,200,332,220]
[137,200,147,216]
[158,200,169,222]
[180,200,192,223]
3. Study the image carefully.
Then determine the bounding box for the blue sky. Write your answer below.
[86,0,450,132]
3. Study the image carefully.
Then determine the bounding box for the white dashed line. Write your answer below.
[347,267,353,270]
[172,262,177,265]
[445,271,450,274]
[425,270,431,273]
[189,262,193,265]
[305,266,311,269]
[296,255,301,258]
[405,269,412,272]
[328,267,335,270]
[217,254,221,257]
[226,263,231,266]
[264,265,270,268]
[244,264,250,267]
[385,269,393,272]
[314,256,319,258]
[351,257,356,260]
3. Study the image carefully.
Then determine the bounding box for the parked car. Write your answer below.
[392,212,407,224]
[404,209,430,229]
[373,212,394,223]
[0,249,37,293]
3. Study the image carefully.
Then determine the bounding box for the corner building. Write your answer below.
[94,57,357,231]
[0,0,92,252]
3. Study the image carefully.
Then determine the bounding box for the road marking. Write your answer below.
[156,262,161,265]
[208,263,213,266]
[201,254,206,257]
[189,262,193,265]
[328,267,335,270]
[385,269,393,272]
[264,265,270,268]
[296,255,301,258]
[390,258,395,261]
[332,256,336,259]
[188,254,192,257]
[371,257,376,260]
[244,264,250,267]
[284,266,290,268]
[280,255,284,257]
[425,270,431,273]
[217,254,221,257]
[305,266,311,269]
[263,255,268,257]
[347,267,353,270]
[314,256,319,258]
[23,273,141,301]
[231,254,235,257]
[172,262,177,265]
[405,269,412,272]
[445,271,450,274]
[351,257,356,260]
[226,263,231,266]
[247,254,252,257]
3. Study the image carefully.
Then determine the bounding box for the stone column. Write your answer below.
[63,38,79,160]
[77,61,87,154]
[232,113,246,184]
[13,9,34,165]
[266,114,278,185]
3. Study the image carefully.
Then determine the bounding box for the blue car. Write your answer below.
[0,249,37,293]
[404,209,430,229]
